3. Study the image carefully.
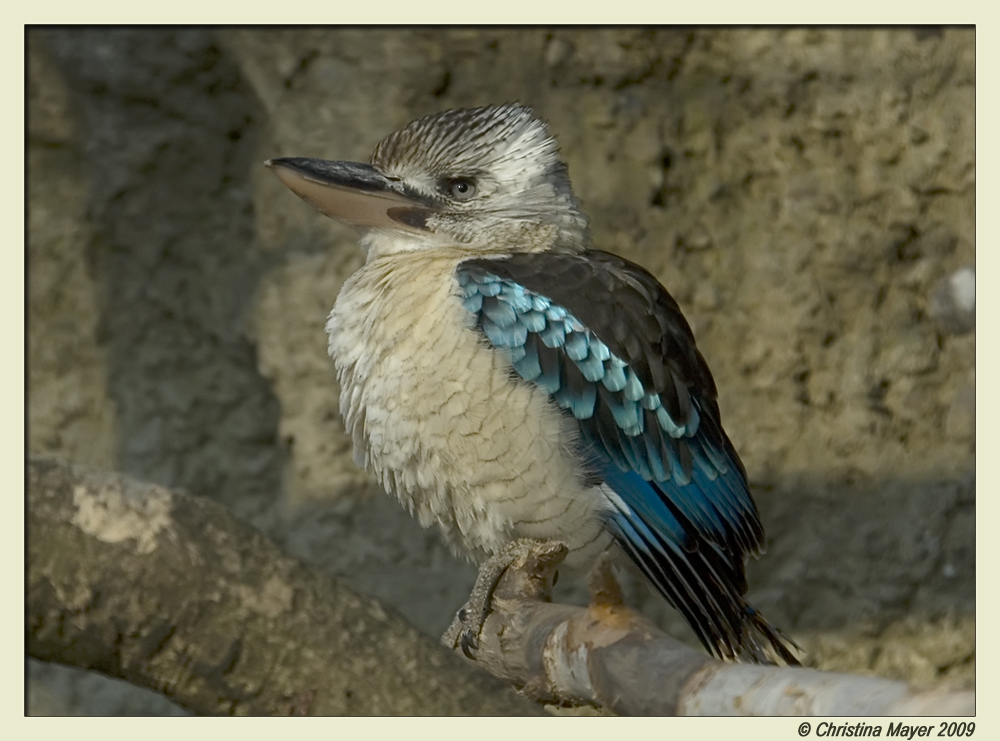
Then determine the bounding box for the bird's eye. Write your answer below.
[447,178,477,200]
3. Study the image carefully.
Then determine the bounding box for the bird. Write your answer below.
[266,103,798,665]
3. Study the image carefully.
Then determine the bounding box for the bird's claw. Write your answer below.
[445,607,479,659]
[442,538,567,658]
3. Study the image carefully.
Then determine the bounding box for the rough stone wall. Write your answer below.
[28,40,117,473]
[27,28,974,714]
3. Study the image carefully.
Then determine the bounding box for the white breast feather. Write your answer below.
[326,247,611,566]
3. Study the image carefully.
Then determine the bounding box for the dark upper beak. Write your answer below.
[265,157,432,231]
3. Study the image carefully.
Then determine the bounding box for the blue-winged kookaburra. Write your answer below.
[267,104,797,664]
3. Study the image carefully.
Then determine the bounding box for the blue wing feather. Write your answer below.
[457,261,754,548]
[457,256,799,664]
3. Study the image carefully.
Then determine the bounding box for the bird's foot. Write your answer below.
[442,538,567,659]
[586,550,626,612]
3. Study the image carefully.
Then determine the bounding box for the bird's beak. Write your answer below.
[265,157,432,231]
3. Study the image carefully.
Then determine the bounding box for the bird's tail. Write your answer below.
[729,603,801,666]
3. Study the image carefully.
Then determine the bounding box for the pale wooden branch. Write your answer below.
[28,455,974,716]
[26,456,546,716]
[443,541,975,716]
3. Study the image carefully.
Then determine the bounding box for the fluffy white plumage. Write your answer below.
[326,247,612,566]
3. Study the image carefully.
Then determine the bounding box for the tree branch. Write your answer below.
[442,541,975,715]
[28,455,974,716]
[26,456,546,716]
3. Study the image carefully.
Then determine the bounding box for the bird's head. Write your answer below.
[267,104,589,258]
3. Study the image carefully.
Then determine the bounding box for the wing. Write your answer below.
[457,250,796,663]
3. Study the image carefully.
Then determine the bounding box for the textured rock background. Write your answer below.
[27,27,974,714]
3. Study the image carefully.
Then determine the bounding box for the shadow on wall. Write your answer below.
[33,28,287,525]
[751,471,975,630]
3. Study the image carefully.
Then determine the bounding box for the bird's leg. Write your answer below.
[442,538,567,658]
